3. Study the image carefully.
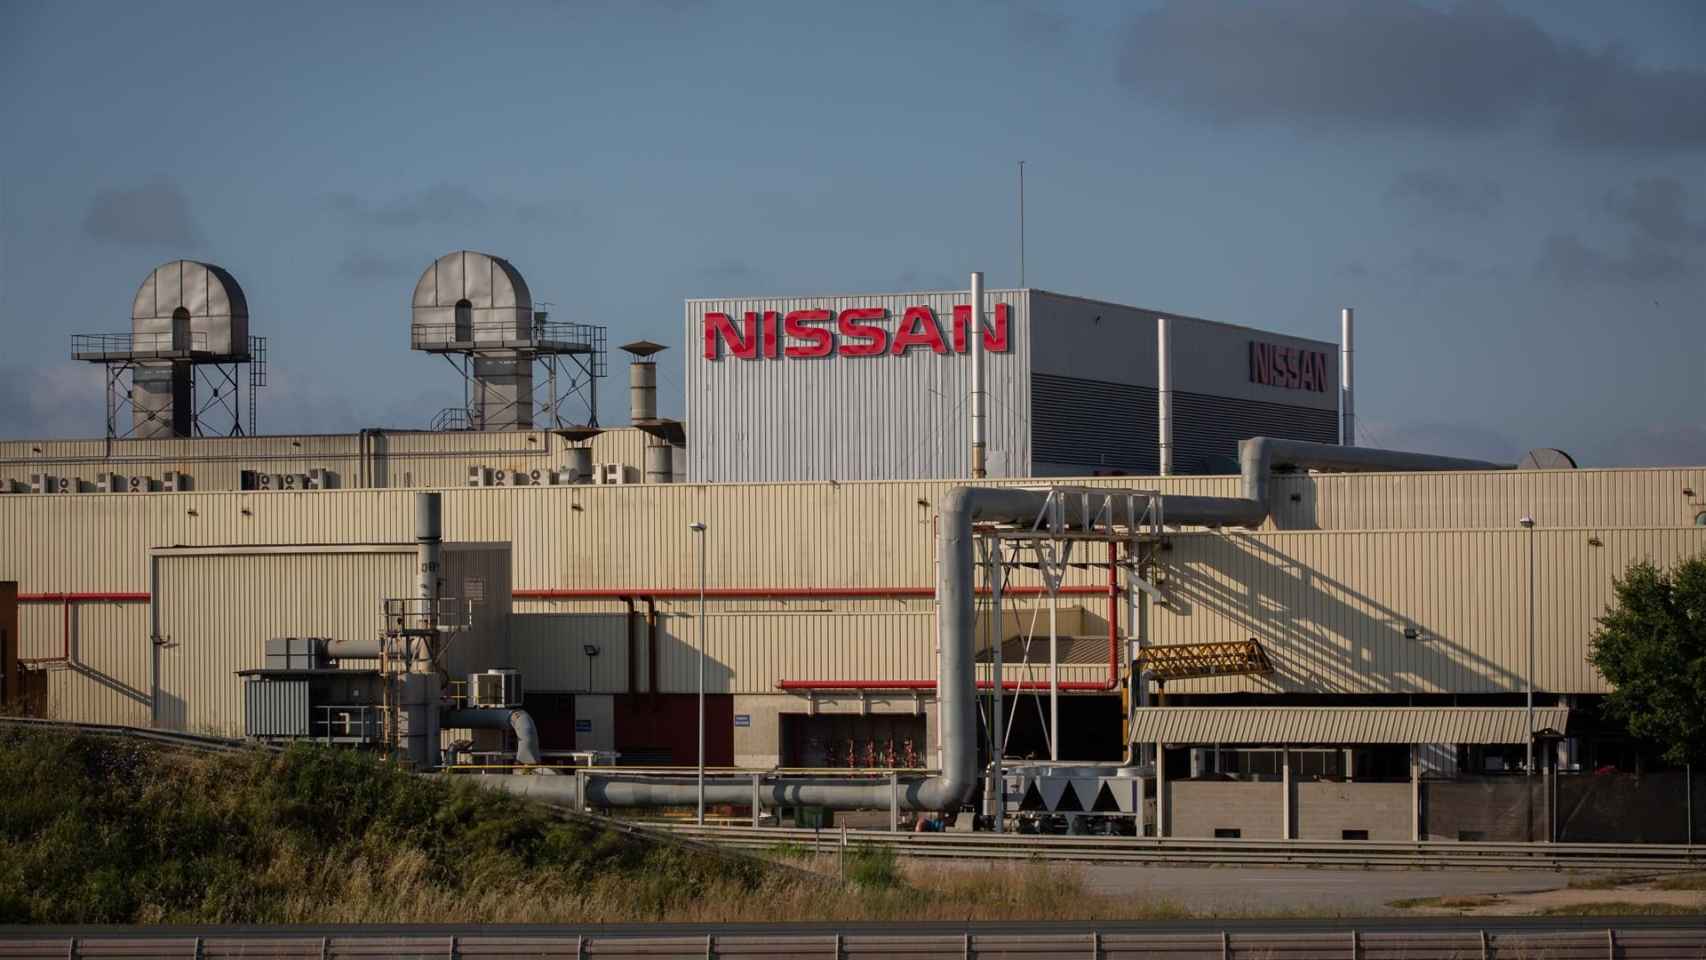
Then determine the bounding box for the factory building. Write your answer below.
[3,254,1705,841]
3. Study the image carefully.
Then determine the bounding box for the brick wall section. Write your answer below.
[1295,781,1412,841]
[1168,780,1284,839]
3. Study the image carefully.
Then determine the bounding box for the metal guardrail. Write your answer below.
[0,716,280,756]
[4,928,1706,959]
[657,823,1706,872]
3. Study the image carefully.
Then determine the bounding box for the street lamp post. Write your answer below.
[1519,514,1535,777]
[689,520,707,824]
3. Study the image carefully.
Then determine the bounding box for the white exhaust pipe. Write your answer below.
[1341,307,1355,446]
[1158,316,1173,476]
[970,271,987,479]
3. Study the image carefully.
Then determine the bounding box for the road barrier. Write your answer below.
[3,927,1706,959]
[658,822,1706,872]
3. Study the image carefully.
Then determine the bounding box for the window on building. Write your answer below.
[1341,829,1369,841]
[1213,828,1242,839]
[1695,511,1706,526]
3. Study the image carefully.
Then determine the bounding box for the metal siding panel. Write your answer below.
[685,290,1032,482]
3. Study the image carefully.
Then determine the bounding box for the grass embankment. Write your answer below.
[0,726,1199,924]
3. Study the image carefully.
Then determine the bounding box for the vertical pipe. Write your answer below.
[1526,520,1535,778]
[990,544,1004,833]
[1018,162,1026,288]
[1157,317,1173,476]
[416,493,442,607]
[1410,745,1421,842]
[692,522,707,825]
[623,598,636,695]
[969,271,987,479]
[1155,740,1167,837]
[1340,308,1355,446]
[1281,746,1292,840]
[1048,590,1059,762]
[645,597,659,708]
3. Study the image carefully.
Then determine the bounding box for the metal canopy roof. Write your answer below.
[1129,706,1570,745]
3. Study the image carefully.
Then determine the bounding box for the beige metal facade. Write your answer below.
[1,465,1704,732]
[153,543,510,736]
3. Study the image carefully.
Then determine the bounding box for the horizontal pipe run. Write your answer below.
[514,585,1110,601]
[19,592,150,602]
[16,592,150,665]
[776,680,1116,692]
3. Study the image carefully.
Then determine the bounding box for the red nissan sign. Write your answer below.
[703,304,1011,360]
[1249,341,1329,393]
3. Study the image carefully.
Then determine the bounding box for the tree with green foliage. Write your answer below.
[1588,553,1706,767]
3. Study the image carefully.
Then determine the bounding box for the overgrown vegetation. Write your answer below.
[1655,873,1706,891]
[0,727,774,924]
[0,728,1209,924]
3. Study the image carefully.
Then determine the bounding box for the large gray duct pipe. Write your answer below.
[444,708,545,767]
[472,439,1507,811]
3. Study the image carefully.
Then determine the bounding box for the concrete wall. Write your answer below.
[1295,781,1412,841]
[1168,780,1285,839]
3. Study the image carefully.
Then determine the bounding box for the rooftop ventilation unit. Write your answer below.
[72,260,266,440]
[410,250,606,432]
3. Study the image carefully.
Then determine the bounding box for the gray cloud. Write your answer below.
[1605,177,1706,246]
[0,364,105,440]
[330,184,490,228]
[1406,248,1466,279]
[1537,234,1694,286]
[82,180,201,246]
[327,184,568,231]
[1388,169,1504,218]
[1356,418,1520,463]
[1538,176,1705,286]
[1584,424,1706,468]
[703,258,762,288]
[1117,0,1706,151]
[334,250,415,284]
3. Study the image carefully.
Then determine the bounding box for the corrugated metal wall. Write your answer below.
[2,466,1704,725]
[1170,390,1339,473]
[155,548,416,734]
[1031,374,1160,474]
[684,290,1032,482]
[0,428,656,493]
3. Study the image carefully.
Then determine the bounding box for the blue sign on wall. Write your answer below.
[733,714,751,727]
[575,719,592,733]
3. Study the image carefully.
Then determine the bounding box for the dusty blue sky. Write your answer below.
[1,0,1702,465]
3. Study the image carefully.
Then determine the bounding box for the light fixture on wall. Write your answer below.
[582,643,600,657]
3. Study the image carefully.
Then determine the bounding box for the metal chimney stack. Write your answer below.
[1340,307,1355,447]
[621,340,675,484]
[969,271,987,479]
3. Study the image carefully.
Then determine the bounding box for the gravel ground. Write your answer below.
[922,860,1577,914]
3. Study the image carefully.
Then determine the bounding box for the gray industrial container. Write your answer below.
[243,678,310,738]
[264,637,328,671]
